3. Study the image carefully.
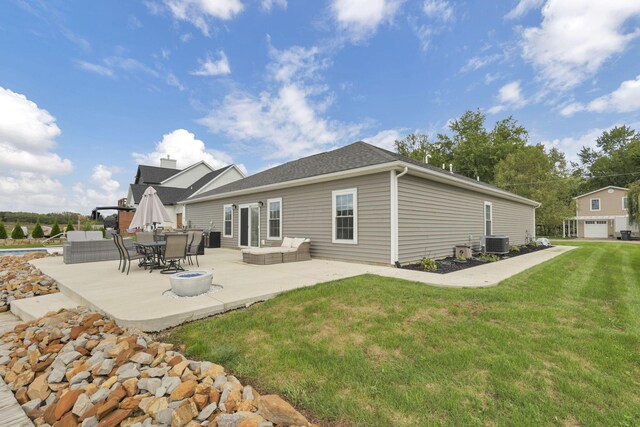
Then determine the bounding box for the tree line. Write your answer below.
[0,212,82,225]
[394,110,640,234]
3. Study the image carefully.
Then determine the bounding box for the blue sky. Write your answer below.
[1,0,639,213]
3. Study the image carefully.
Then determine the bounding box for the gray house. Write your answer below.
[182,141,539,265]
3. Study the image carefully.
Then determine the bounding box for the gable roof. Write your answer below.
[135,165,182,185]
[129,165,235,205]
[184,141,539,206]
[573,185,628,200]
[160,160,215,185]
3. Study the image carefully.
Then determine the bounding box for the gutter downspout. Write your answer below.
[391,166,409,266]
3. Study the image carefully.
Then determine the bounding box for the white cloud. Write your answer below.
[505,0,544,20]
[331,0,403,42]
[541,126,609,162]
[261,0,286,11]
[0,87,72,174]
[461,54,501,73]
[104,56,159,77]
[75,60,115,78]
[166,73,186,91]
[363,129,404,151]
[132,129,237,170]
[191,51,231,76]
[0,172,66,213]
[198,43,366,160]
[73,165,123,209]
[162,0,244,36]
[422,0,454,22]
[409,19,435,51]
[521,0,640,90]
[488,81,527,114]
[560,74,640,116]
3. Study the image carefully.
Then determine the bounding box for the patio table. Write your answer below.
[134,241,166,272]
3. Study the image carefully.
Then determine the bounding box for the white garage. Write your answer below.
[584,220,608,238]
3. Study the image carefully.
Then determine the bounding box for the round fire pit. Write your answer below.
[169,271,213,297]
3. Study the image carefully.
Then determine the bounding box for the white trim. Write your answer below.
[390,170,397,264]
[187,165,247,198]
[484,201,493,236]
[590,198,601,211]
[181,160,540,207]
[222,204,233,238]
[266,197,282,240]
[237,203,260,248]
[332,188,358,244]
[573,185,628,200]
[623,196,628,210]
[159,160,215,185]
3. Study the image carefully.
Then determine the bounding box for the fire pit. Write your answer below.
[169,271,213,297]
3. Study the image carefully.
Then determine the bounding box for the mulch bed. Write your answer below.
[402,245,551,274]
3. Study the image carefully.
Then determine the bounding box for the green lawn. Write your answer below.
[165,242,640,426]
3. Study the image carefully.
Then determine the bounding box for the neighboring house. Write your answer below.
[569,186,638,239]
[126,156,245,229]
[181,141,540,265]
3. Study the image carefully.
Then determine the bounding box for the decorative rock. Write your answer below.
[70,371,91,386]
[138,378,161,395]
[122,378,138,396]
[216,412,266,427]
[170,380,197,401]
[72,393,93,418]
[90,387,110,404]
[95,359,115,376]
[55,389,83,420]
[115,363,139,380]
[142,367,167,378]
[171,401,198,427]
[22,398,42,413]
[155,407,174,425]
[82,416,99,427]
[145,396,168,418]
[256,395,309,426]
[162,376,181,394]
[28,373,51,401]
[197,402,217,421]
[96,408,133,427]
[130,352,153,365]
[58,351,82,366]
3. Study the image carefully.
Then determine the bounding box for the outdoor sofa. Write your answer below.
[242,237,311,265]
[63,231,133,264]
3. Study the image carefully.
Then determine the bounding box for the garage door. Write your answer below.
[584,220,608,238]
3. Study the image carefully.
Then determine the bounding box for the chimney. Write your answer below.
[160,155,177,169]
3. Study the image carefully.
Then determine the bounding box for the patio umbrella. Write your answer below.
[129,186,172,230]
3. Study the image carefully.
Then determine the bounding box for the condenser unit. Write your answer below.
[484,236,509,254]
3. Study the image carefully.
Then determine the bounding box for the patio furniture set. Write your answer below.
[63,231,129,264]
[113,230,204,275]
[241,237,311,265]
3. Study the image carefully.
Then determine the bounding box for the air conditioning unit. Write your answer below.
[484,236,509,254]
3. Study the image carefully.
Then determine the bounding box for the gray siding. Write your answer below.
[398,175,535,263]
[186,173,391,264]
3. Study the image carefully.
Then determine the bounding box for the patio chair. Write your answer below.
[116,234,147,275]
[136,231,155,244]
[113,235,125,271]
[186,231,203,267]
[161,233,189,274]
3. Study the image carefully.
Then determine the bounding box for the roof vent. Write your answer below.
[160,155,177,169]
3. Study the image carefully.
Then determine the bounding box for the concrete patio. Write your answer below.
[14,245,576,332]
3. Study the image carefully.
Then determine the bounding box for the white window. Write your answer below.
[484,201,493,236]
[590,198,601,211]
[332,188,357,244]
[623,197,628,210]
[267,198,282,240]
[223,204,233,237]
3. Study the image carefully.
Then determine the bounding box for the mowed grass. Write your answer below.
[165,242,640,426]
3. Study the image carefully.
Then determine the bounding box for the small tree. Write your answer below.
[50,219,61,237]
[11,221,25,239]
[32,219,44,238]
[628,181,640,226]
[0,222,7,239]
[66,218,75,232]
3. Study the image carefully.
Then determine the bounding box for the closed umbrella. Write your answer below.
[129,186,172,230]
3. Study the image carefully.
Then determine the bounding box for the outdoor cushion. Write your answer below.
[66,231,86,242]
[290,237,306,249]
[241,247,282,255]
[281,237,294,248]
[86,231,103,241]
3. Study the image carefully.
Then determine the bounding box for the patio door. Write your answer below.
[239,204,260,247]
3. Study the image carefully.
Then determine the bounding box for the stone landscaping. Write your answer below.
[0,307,317,426]
[0,253,60,312]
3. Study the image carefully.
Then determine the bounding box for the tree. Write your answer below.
[494,144,578,234]
[394,133,453,167]
[628,181,640,226]
[66,218,75,232]
[0,222,6,239]
[50,219,61,237]
[32,220,44,238]
[11,221,25,239]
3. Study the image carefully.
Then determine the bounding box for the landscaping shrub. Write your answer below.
[11,221,25,239]
[478,253,499,262]
[509,245,520,252]
[32,220,44,238]
[66,218,75,232]
[0,222,6,239]
[528,240,538,248]
[420,257,438,271]
[50,219,61,237]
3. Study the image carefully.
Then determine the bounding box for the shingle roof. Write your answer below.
[135,165,182,184]
[130,165,234,205]
[186,141,531,203]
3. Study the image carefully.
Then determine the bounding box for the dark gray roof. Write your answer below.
[187,141,530,202]
[130,165,234,205]
[135,165,182,185]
